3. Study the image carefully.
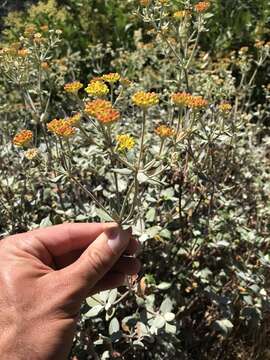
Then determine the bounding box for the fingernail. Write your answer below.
[107,226,128,253]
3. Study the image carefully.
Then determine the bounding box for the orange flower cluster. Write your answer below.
[139,0,151,6]
[171,92,208,109]
[66,113,81,127]
[17,49,31,57]
[13,130,33,147]
[171,92,191,107]
[155,125,175,138]
[47,119,76,138]
[186,96,208,109]
[84,99,120,124]
[194,1,210,12]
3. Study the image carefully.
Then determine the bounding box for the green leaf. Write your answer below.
[137,172,149,184]
[112,168,133,175]
[86,296,101,307]
[95,208,114,222]
[146,208,156,222]
[160,297,173,314]
[152,315,166,329]
[165,322,177,334]
[156,282,171,290]
[107,289,118,305]
[214,319,234,335]
[84,305,104,318]
[159,229,171,240]
[99,290,110,303]
[39,215,52,228]
[146,226,161,238]
[164,312,175,322]
[109,317,120,335]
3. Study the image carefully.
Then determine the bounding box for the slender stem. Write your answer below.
[137,110,147,169]
[67,173,118,222]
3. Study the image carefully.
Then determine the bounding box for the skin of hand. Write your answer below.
[0,222,140,360]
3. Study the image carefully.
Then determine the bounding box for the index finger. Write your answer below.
[29,222,112,256]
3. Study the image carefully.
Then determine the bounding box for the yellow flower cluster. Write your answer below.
[173,10,190,19]
[13,130,33,147]
[102,73,121,84]
[218,102,232,113]
[85,99,120,124]
[24,148,39,160]
[155,125,175,138]
[171,92,208,109]
[64,81,83,93]
[47,119,76,138]
[85,80,109,97]
[116,134,135,151]
[66,113,82,127]
[132,91,159,108]
[194,1,210,12]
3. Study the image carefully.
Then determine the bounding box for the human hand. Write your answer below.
[0,223,140,360]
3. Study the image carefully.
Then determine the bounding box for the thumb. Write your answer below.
[60,224,131,296]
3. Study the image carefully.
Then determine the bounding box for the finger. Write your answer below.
[58,224,131,297]
[25,222,115,257]
[124,237,141,255]
[112,257,141,275]
[89,272,126,295]
[54,234,140,269]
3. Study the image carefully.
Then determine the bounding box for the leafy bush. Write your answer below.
[1,1,270,359]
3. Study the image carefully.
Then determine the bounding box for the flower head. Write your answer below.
[13,130,33,147]
[171,92,208,109]
[17,49,31,57]
[96,108,120,124]
[155,125,175,138]
[132,91,159,108]
[173,10,190,20]
[24,148,39,160]
[41,62,49,70]
[139,0,151,6]
[64,81,83,93]
[171,92,191,107]
[47,119,76,138]
[85,81,109,97]
[116,134,135,151]
[84,99,112,117]
[186,95,208,109]
[194,1,210,12]
[120,77,132,87]
[218,102,232,113]
[84,99,119,124]
[102,73,121,84]
[66,113,82,127]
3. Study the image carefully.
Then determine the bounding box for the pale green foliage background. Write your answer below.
[0,1,270,359]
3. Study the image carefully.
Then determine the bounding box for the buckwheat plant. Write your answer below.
[1,2,270,358]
